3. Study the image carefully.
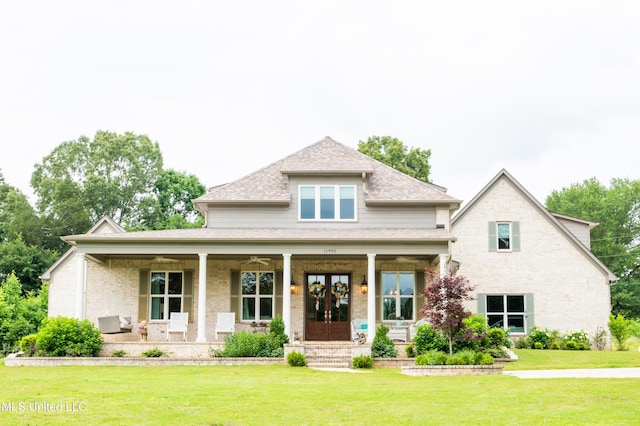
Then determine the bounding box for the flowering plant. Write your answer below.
[137,320,148,330]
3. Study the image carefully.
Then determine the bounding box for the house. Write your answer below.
[43,138,615,345]
[451,169,616,340]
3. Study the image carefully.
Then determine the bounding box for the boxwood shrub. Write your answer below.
[35,316,103,357]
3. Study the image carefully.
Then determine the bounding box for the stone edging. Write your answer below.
[3,353,285,367]
[401,364,504,376]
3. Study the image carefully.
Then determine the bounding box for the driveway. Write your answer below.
[504,368,640,378]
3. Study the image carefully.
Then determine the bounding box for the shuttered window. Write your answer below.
[488,221,521,252]
[478,293,532,334]
[139,270,193,321]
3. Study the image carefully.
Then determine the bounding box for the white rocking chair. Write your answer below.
[166,312,188,341]
[215,312,236,341]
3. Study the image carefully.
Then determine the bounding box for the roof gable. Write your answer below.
[41,216,126,280]
[194,136,461,206]
[452,169,616,282]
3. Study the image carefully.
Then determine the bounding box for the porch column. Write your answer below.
[367,253,376,341]
[439,254,449,277]
[196,253,207,342]
[282,253,292,339]
[75,252,86,319]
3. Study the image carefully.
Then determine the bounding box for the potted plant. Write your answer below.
[137,320,148,341]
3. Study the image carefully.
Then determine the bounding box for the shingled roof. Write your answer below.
[194,136,461,206]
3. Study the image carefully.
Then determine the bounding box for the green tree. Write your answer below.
[358,136,432,182]
[0,174,58,291]
[31,130,163,237]
[0,272,48,354]
[135,169,206,230]
[545,178,640,318]
[0,173,45,247]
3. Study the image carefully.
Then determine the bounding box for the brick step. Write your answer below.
[307,360,351,369]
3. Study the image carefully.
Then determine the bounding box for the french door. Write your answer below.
[305,273,351,341]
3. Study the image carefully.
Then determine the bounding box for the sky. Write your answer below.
[1,1,639,208]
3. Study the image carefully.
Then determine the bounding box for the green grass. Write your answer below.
[1,356,640,425]
[505,348,640,370]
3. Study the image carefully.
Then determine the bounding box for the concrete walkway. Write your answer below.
[504,368,640,379]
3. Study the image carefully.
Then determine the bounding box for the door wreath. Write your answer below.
[331,281,349,308]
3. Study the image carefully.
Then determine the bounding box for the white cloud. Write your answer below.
[1,1,639,208]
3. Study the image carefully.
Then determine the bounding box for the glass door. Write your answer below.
[305,273,351,341]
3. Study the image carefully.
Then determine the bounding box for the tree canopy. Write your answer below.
[357,136,432,182]
[546,177,640,318]
[31,130,164,236]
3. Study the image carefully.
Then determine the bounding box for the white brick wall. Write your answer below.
[452,178,611,340]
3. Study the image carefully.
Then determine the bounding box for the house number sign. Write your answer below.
[323,248,337,254]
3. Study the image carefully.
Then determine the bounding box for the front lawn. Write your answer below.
[1,355,640,425]
[505,348,640,370]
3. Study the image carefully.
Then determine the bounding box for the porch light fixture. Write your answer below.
[290,279,297,294]
[360,275,368,294]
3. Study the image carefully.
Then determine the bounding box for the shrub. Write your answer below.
[224,331,261,357]
[528,326,551,349]
[550,341,560,350]
[608,313,631,351]
[562,330,590,349]
[371,325,398,358]
[111,349,127,357]
[415,350,448,366]
[19,334,38,356]
[36,316,102,357]
[142,347,168,357]
[209,347,226,357]
[478,353,494,365]
[564,341,577,350]
[514,336,529,349]
[405,343,416,358]
[486,327,507,350]
[413,323,448,354]
[534,342,543,350]
[486,347,506,358]
[352,355,373,369]
[592,327,608,351]
[287,351,306,367]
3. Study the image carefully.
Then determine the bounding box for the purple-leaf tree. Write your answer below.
[420,269,476,356]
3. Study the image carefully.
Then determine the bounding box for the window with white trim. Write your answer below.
[497,222,511,251]
[299,185,356,221]
[150,271,184,320]
[241,272,275,321]
[381,272,415,320]
[486,294,525,333]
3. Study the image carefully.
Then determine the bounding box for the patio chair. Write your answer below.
[409,319,428,341]
[98,315,133,334]
[166,312,189,341]
[215,312,235,341]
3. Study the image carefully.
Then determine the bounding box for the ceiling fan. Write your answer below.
[244,256,271,266]
[395,256,420,263]
[152,256,179,263]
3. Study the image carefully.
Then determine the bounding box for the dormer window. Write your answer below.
[299,185,356,221]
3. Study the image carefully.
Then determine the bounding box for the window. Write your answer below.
[241,272,275,321]
[488,221,520,252]
[150,271,184,320]
[381,272,415,320]
[497,222,511,250]
[299,185,356,221]
[486,295,525,333]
